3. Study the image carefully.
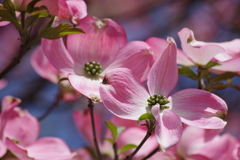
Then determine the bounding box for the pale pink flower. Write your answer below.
[100,38,227,149]
[73,110,158,159]
[42,16,154,102]
[36,0,87,23]
[177,28,225,66]
[0,96,75,159]
[31,46,81,101]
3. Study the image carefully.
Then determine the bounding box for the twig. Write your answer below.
[113,142,118,160]
[88,98,102,160]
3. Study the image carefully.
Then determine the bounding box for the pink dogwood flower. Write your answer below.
[100,38,227,150]
[0,96,76,159]
[177,28,225,66]
[42,16,154,102]
[36,0,87,24]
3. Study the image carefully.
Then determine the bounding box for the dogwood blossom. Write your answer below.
[42,16,154,102]
[100,38,227,149]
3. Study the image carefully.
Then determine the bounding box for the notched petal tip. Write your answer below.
[102,75,111,85]
[95,19,106,29]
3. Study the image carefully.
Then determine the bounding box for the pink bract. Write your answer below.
[0,96,75,159]
[100,37,227,150]
[42,16,154,102]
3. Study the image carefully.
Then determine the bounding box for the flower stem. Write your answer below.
[124,123,154,160]
[197,66,203,89]
[113,142,118,160]
[88,98,102,160]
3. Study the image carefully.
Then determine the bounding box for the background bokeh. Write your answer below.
[0,0,240,150]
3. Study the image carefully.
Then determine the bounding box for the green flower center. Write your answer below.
[84,61,102,76]
[147,94,169,110]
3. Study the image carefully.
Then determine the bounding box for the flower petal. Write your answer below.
[66,0,87,25]
[106,41,154,82]
[67,17,127,69]
[100,68,150,120]
[0,140,7,157]
[178,28,225,65]
[210,57,240,74]
[5,138,34,160]
[146,37,169,61]
[152,105,182,150]
[31,46,63,83]
[68,74,102,102]
[41,38,74,73]
[148,37,178,97]
[26,137,76,160]
[171,89,227,129]
[177,49,195,66]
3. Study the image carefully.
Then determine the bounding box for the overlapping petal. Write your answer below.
[178,28,225,65]
[148,38,178,97]
[152,105,182,150]
[67,17,127,69]
[68,74,102,101]
[146,37,169,61]
[106,41,154,82]
[67,0,87,25]
[100,68,150,120]
[171,89,227,129]
[41,38,74,73]
[210,57,240,74]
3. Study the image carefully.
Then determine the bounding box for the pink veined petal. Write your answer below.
[105,41,154,82]
[31,46,62,83]
[3,107,40,147]
[192,134,238,160]
[178,28,225,65]
[170,89,227,129]
[186,154,211,160]
[0,140,7,157]
[109,116,138,130]
[210,57,240,74]
[177,49,195,66]
[41,38,74,73]
[213,39,240,58]
[67,17,127,70]
[177,126,223,157]
[5,138,34,160]
[73,110,102,147]
[66,0,87,25]
[148,37,178,97]
[100,68,150,120]
[152,105,182,150]
[0,96,21,139]
[146,37,169,61]
[26,137,76,160]
[68,74,102,102]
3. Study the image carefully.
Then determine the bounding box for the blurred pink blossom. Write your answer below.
[0,96,76,159]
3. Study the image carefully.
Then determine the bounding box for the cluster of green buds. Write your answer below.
[147,94,169,111]
[84,61,102,76]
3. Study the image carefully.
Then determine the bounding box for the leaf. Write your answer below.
[119,144,137,154]
[205,61,221,69]
[178,66,199,81]
[27,0,41,13]
[3,0,15,16]
[209,83,240,92]
[210,72,239,83]
[0,10,22,32]
[137,112,155,124]
[24,14,39,31]
[105,138,114,145]
[105,121,118,141]
[39,23,84,39]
